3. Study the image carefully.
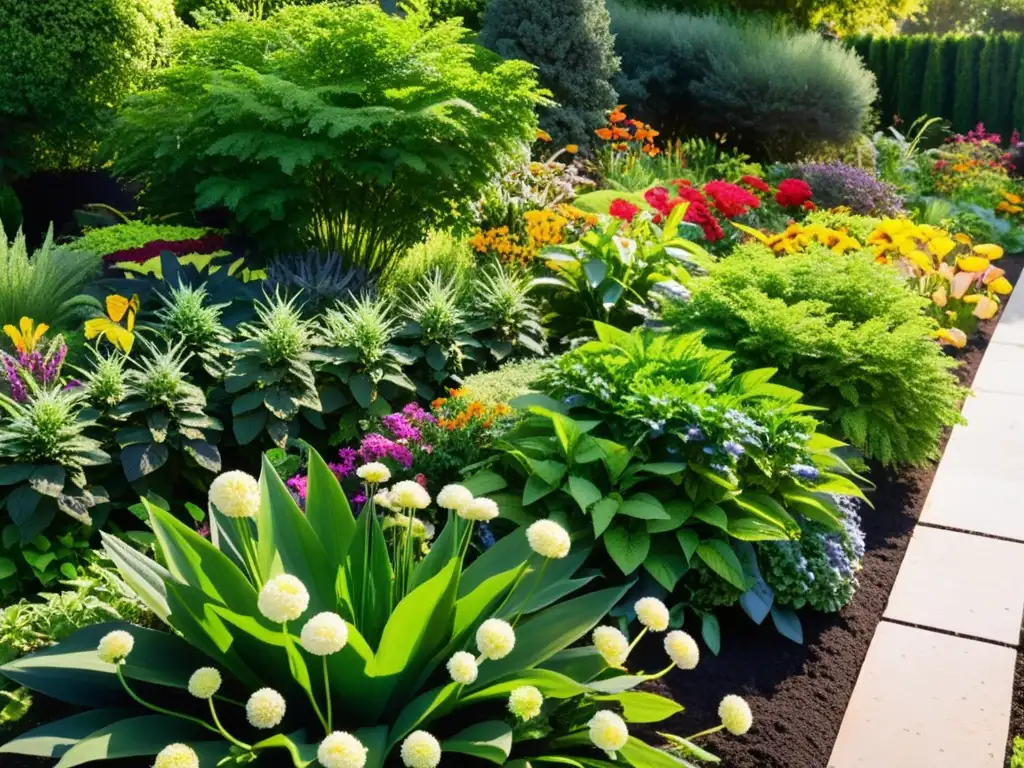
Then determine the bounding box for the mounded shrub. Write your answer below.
[0,0,177,178]
[481,0,619,147]
[611,6,877,160]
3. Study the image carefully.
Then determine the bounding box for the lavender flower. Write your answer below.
[2,354,27,403]
[790,463,820,481]
[42,344,67,384]
[723,440,745,458]
[402,402,436,424]
[785,161,904,217]
[381,412,422,442]
[331,447,357,479]
[287,474,309,501]
[358,433,395,462]
[684,426,704,442]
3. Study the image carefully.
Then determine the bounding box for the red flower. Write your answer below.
[609,198,640,222]
[703,180,760,219]
[803,201,817,211]
[672,178,694,189]
[683,201,724,242]
[741,175,771,193]
[675,186,709,208]
[644,186,672,216]
[775,178,813,208]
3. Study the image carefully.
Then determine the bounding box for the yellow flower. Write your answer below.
[508,685,544,721]
[1002,191,1023,204]
[535,129,552,142]
[989,276,1013,295]
[84,294,139,353]
[400,731,442,768]
[2,317,48,354]
[592,625,630,667]
[719,695,753,735]
[588,710,629,752]
[933,328,967,348]
[967,294,999,319]
[187,667,222,699]
[954,232,974,245]
[476,618,516,660]
[154,744,199,768]
[526,520,571,559]
[565,144,579,154]
[300,612,349,656]
[927,236,956,259]
[957,256,990,273]
[357,462,391,484]
[973,243,1004,260]
[932,286,948,307]
[246,688,286,729]
[208,470,260,519]
[97,630,134,664]
[318,731,368,768]
[664,630,699,670]
[258,574,310,623]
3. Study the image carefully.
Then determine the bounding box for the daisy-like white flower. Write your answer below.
[318,731,368,768]
[246,688,286,729]
[446,651,478,685]
[588,710,629,752]
[592,625,630,667]
[208,470,260,518]
[508,685,544,721]
[154,743,199,768]
[257,574,310,623]
[476,618,516,660]
[97,630,134,663]
[356,462,391,484]
[719,694,753,735]
[437,484,473,512]
[526,520,571,559]
[301,612,349,656]
[390,480,431,510]
[187,667,222,699]
[635,597,670,632]
[460,497,499,522]
[665,630,699,670]
[400,730,442,768]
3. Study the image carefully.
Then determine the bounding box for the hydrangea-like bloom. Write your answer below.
[719,694,753,735]
[390,480,431,510]
[318,731,368,768]
[400,731,442,768]
[246,688,286,729]
[301,612,349,656]
[356,462,391,484]
[461,497,499,522]
[588,710,629,752]
[476,618,516,660]
[665,630,700,670]
[97,630,134,663]
[154,744,199,768]
[208,471,260,518]
[187,667,222,699]
[526,520,571,559]
[592,626,630,667]
[508,685,544,720]
[635,597,670,631]
[437,484,473,512]
[446,651,479,685]
[257,574,310,623]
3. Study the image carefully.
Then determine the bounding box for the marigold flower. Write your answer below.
[476,618,516,660]
[97,630,134,663]
[318,731,368,768]
[609,110,627,123]
[390,480,431,510]
[595,127,613,140]
[526,520,571,559]
[446,651,478,685]
[154,744,199,768]
[593,625,630,667]
[635,597,670,631]
[187,667,222,699]
[461,497,499,522]
[588,710,629,752]
[508,685,544,720]
[301,612,349,656]
[208,470,260,519]
[719,695,753,735]
[258,574,310,623]
[246,688,286,729]
[665,630,699,670]
[400,731,442,768]
[357,462,391,484]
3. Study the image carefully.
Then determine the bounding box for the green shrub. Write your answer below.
[664,245,966,466]
[69,221,210,258]
[425,0,487,29]
[0,0,177,178]
[108,4,544,269]
[953,36,985,132]
[897,36,931,124]
[481,0,619,147]
[611,7,877,160]
[462,358,551,406]
[803,209,881,242]
[380,231,476,298]
[1012,735,1024,768]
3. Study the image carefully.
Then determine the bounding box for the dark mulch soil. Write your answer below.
[1009,618,1024,766]
[636,253,1024,768]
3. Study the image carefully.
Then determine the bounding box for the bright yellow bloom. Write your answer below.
[957,256,990,273]
[973,243,1004,260]
[2,317,48,354]
[933,328,967,348]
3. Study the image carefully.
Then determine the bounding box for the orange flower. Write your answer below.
[431,397,447,410]
[595,127,613,140]
[611,126,632,140]
[612,142,628,152]
[642,144,661,157]
[565,144,579,154]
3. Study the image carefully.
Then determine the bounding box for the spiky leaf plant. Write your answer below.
[78,349,128,413]
[469,262,546,362]
[265,250,377,318]
[152,282,232,381]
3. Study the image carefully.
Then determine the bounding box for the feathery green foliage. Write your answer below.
[664,245,966,466]
[107,4,544,269]
[0,225,101,333]
[380,231,476,298]
[481,0,618,148]
[69,222,210,258]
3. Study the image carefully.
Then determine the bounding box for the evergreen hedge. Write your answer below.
[850,32,1024,138]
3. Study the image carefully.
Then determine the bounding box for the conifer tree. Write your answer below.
[953,36,985,132]
[921,36,946,121]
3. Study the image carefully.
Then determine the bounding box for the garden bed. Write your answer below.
[635,253,1024,768]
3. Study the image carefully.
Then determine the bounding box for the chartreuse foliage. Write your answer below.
[107,3,545,269]
[0,451,704,766]
[491,323,867,607]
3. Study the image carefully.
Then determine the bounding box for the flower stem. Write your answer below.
[359,483,374,628]
[209,698,252,750]
[323,656,333,733]
[511,558,550,628]
[627,627,648,655]
[282,622,329,734]
[115,665,220,737]
[651,662,676,680]
[686,724,725,741]
[459,520,476,562]
[234,517,261,587]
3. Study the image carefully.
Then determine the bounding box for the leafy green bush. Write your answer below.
[69,222,210,258]
[469,263,547,363]
[0,0,177,178]
[0,226,101,333]
[462,358,551,406]
[0,453,711,766]
[664,244,966,466]
[380,231,476,299]
[108,4,544,269]
[802,209,881,243]
[611,6,877,160]
[151,282,232,383]
[481,0,619,147]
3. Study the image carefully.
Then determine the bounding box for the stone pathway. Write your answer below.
[829,288,1024,768]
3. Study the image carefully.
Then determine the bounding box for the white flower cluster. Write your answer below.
[526,520,571,559]
[208,470,260,519]
[97,630,134,664]
[258,574,310,623]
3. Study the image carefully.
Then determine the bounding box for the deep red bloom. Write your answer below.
[775,178,813,208]
[675,186,709,207]
[671,178,694,188]
[609,198,640,222]
[703,180,760,219]
[741,175,771,193]
[683,201,724,242]
[803,200,817,211]
[644,186,673,215]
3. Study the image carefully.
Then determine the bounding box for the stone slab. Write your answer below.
[883,526,1024,645]
[828,622,1015,768]
[990,278,1024,346]
[970,341,1024,396]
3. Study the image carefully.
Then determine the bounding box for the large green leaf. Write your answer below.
[346,499,393,647]
[99,532,170,621]
[54,715,222,767]
[388,683,460,749]
[461,669,589,704]
[619,736,700,768]
[566,474,602,513]
[593,692,683,723]
[603,523,650,575]
[250,732,317,767]
[695,540,747,591]
[442,721,513,764]
[409,511,459,592]
[729,492,799,539]
[305,449,356,597]
[0,709,132,758]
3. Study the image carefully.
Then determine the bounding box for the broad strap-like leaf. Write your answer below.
[442,721,513,765]
[100,531,171,621]
[305,448,357,598]
[53,715,223,767]
[592,691,683,723]
[0,709,133,759]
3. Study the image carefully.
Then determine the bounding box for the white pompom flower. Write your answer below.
[317,731,368,768]
[154,743,199,768]
[526,520,571,559]
[390,480,431,510]
[208,470,260,519]
[97,630,134,664]
[588,710,629,752]
[635,597,670,632]
[508,685,544,721]
[187,667,222,699]
[400,730,442,768]
[476,618,516,660]
[446,651,478,685]
[460,497,499,522]
[246,688,287,729]
[719,694,753,735]
[592,626,630,668]
[373,489,395,511]
[356,462,391,484]
[665,630,699,670]
[437,484,473,512]
[301,612,349,656]
[258,574,310,623]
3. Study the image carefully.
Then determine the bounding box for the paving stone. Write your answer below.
[990,281,1024,346]
[883,526,1024,644]
[920,391,1024,540]
[970,341,1024,395]
[828,622,1015,768]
